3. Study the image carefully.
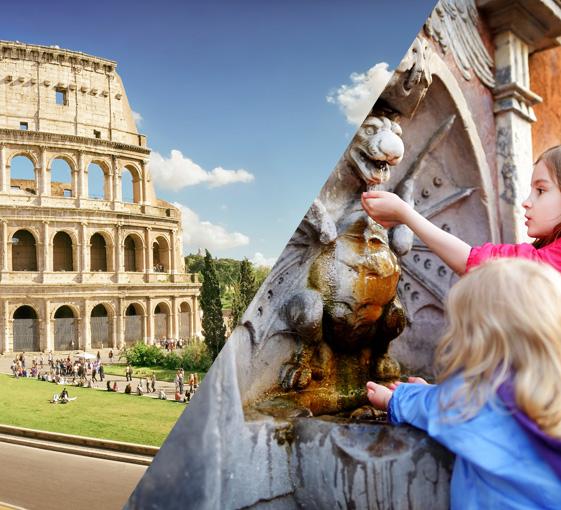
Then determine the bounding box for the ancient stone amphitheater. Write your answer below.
[0,40,201,354]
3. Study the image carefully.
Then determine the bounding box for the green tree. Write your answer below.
[230,258,257,328]
[200,249,226,360]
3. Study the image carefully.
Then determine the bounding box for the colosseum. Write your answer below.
[0,40,201,354]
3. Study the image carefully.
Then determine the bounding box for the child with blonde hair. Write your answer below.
[362,145,561,274]
[367,258,561,509]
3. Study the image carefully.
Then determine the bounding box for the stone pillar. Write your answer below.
[42,221,52,280]
[146,298,154,345]
[142,312,148,345]
[112,158,122,203]
[80,223,89,277]
[1,221,8,276]
[493,31,542,243]
[44,300,54,352]
[39,147,48,197]
[106,167,114,202]
[170,230,177,275]
[2,300,9,353]
[0,146,8,193]
[79,152,88,200]
[117,299,125,349]
[145,227,153,281]
[172,296,180,340]
[110,313,118,348]
[114,224,123,278]
[82,303,91,351]
[140,161,147,205]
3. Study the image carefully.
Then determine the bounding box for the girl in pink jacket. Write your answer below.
[361,145,561,274]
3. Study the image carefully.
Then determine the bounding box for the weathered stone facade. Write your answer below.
[0,40,201,353]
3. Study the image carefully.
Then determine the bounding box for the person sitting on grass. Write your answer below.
[106,380,114,392]
[124,383,132,394]
[112,381,118,392]
[137,379,145,396]
[366,259,561,509]
[158,389,167,400]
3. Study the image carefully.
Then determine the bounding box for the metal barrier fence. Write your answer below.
[125,315,142,346]
[179,312,190,338]
[13,318,39,351]
[90,316,109,348]
[154,313,167,338]
[54,318,76,350]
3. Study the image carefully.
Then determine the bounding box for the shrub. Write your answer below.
[181,342,212,372]
[120,343,164,367]
[161,352,182,370]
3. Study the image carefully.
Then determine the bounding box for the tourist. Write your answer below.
[125,364,133,381]
[91,365,97,382]
[112,381,118,392]
[362,145,561,275]
[106,380,113,392]
[150,373,156,393]
[158,389,167,400]
[178,368,184,395]
[124,383,132,394]
[98,363,104,382]
[108,349,114,364]
[96,350,101,362]
[366,259,561,508]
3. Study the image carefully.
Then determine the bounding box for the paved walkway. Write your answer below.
[0,348,186,400]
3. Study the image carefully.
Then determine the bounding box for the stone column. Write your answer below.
[172,296,180,340]
[44,300,54,352]
[142,312,148,345]
[145,227,153,282]
[39,146,48,197]
[42,221,51,281]
[106,167,114,202]
[79,152,88,200]
[146,298,154,345]
[0,146,8,193]
[2,300,9,353]
[110,312,118,348]
[82,303,91,351]
[493,31,542,243]
[117,299,125,349]
[114,224,123,279]
[1,221,8,277]
[170,230,178,275]
[80,222,89,278]
[112,158,122,204]
[140,161,147,205]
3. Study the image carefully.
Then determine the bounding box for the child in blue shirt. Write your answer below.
[367,258,561,510]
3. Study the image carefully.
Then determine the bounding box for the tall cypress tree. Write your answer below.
[230,258,256,329]
[200,249,226,361]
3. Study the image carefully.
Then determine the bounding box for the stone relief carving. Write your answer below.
[424,0,495,88]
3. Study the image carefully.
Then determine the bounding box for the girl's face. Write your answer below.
[522,161,561,238]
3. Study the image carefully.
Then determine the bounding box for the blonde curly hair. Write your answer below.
[435,258,561,437]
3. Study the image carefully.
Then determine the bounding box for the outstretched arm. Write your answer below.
[361,191,471,275]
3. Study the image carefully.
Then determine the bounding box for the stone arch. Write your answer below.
[90,232,108,271]
[90,303,112,349]
[123,233,144,272]
[49,156,75,197]
[178,301,192,340]
[153,301,172,341]
[87,159,111,200]
[152,235,171,272]
[11,229,38,271]
[8,153,37,195]
[124,302,145,346]
[52,231,75,271]
[53,304,78,351]
[121,163,142,204]
[12,305,39,352]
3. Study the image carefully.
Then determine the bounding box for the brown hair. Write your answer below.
[533,145,561,248]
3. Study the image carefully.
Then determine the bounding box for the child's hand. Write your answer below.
[388,376,429,390]
[366,381,393,411]
[361,191,410,228]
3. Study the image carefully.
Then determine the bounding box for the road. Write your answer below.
[0,442,145,510]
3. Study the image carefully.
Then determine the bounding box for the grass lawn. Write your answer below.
[0,374,185,446]
[103,363,206,383]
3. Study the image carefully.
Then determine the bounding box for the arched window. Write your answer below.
[179,302,191,340]
[121,166,141,203]
[90,233,107,271]
[53,232,73,271]
[124,303,144,346]
[124,235,143,272]
[90,304,109,349]
[12,230,37,271]
[88,163,106,200]
[152,236,170,272]
[50,158,73,197]
[54,305,77,350]
[13,305,39,351]
[10,155,36,194]
[154,303,170,339]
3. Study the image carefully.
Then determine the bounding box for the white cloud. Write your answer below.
[173,202,250,252]
[326,62,392,126]
[149,150,254,191]
[132,110,143,127]
[250,252,277,268]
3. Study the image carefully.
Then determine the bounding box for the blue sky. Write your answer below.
[5,0,435,266]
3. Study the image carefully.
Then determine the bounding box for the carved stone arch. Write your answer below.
[7,150,39,194]
[51,303,81,320]
[88,301,116,318]
[86,157,111,200]
[386,49,500,375]
[178,300,192,340]
[120,162,142,204]
[10,228,39,271]
[48,153,76,198]
[124,301,145,346]
[47,153,77,172]
[152,234,171,272]
[123,231,145,272]
[51,229,77,271]
[12,304,40,352]
[153,300,172,340]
